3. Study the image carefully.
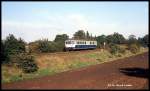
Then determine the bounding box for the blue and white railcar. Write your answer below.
[65,39,97,50]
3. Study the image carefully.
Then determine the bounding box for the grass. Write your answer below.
[68,60,98,69]
[2,47,148,84]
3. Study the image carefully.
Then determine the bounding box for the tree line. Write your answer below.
[1,30,148,73]
[1,30,149,64]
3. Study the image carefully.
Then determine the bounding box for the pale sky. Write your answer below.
[2,1,148,43]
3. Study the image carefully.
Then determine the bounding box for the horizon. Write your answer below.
[2,1,148,43]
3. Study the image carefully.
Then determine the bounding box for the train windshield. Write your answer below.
[66,41,74,44]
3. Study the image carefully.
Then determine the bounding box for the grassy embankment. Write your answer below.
[2,47,148,83]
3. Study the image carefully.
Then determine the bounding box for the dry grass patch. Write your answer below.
[2,47,148,83]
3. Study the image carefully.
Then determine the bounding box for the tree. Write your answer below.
[54,34,69,51]
[90,33,93,40]
[96,35,106,48]
[86,31,90,39]
[3,34,26,63]
[113,32,126,44]
[73,30,86,39]
[128,35,137,44]
[106,32,126,44]
[54,34,69,42]
[4,34,26,54]
[142,34,149,47]
[127,35,141,53]
[94,35,97,40]
[138,34,149,47]
[106,35,114,44]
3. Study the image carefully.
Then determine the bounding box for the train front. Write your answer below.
[65,40,75,51]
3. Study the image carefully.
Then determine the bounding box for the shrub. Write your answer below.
[20,58,38,73]
[54,41,65,52]
[109,43,119,55]
[128,43,140,54]
[38,39,59,53]
[38,39,50,52]
[46,42,58,52]
[108,43,127,55]
[28,42,40,53]
[11,53,39,73]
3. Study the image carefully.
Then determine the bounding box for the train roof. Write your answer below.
[65,39,97,41]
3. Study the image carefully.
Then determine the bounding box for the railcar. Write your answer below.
[65,39,97,51]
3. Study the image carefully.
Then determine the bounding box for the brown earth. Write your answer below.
[2,52,149,90]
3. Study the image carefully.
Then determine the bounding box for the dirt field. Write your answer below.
[2,52,149,90]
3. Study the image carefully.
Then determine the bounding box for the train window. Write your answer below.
[71,41,74,44]
[66,41,71,44]
[66,42,69,44]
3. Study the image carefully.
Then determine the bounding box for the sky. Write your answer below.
[2,1,148,43]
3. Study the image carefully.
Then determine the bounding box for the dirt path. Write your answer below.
[2,52,149,90]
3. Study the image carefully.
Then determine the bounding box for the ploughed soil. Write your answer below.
[2,52,149,90]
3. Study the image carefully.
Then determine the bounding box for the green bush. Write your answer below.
[38,39,50,52]
[55,41,65,52]
[109,43,119,55]
[128,43,140,54]
[11,53,39,73]
[109,43,127,55]
[38,39,60,53]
